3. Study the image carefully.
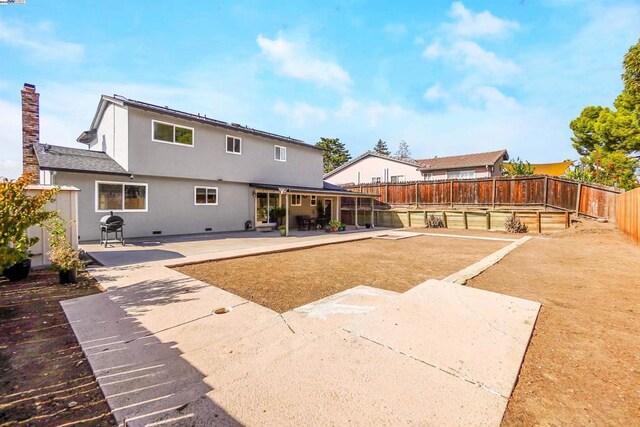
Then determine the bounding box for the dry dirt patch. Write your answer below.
[174,235,508,313]
[467,221,640,425]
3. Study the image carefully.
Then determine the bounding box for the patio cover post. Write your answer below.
[371,198,375,228]
[355,196,359,228]
[337,196,341,222]
[285,193,289,236]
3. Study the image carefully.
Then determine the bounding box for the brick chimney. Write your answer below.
[21,83,40,179]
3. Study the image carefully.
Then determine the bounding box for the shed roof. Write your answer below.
[416,150,509,171]
[250,181,379,197]
[34,143,129,175]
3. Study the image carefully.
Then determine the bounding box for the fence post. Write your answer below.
[537,211,542,233]
[575,182,582,215]
[543,176,548,210]
[407,210,412,228]
[492,178,496,209]
[385,184,389,204]
[442,211,448,228]
[415,182,419,208]
[463,211,468,229]
[450,181,454,208]
[486,211,491,230]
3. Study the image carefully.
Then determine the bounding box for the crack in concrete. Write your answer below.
[342,327,508,399]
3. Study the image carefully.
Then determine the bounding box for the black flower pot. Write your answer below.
[59,269,78,284]
[3,259,31,282]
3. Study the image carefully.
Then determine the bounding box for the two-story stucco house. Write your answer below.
[323,151,424,185]
[21,84,371,241]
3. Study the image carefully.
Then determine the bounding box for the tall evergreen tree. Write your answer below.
[395,140,412,160]
[570,38,640,189]
[315,137,352,173]
[373,139,391,155]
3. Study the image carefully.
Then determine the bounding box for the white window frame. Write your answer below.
[95,181,148,213]
[194,186,219,206]
[290,194,302,206]
[226,135,242,155]
[446,169,476,179]
[310,195,317,206]
[372,177,381,184]
[274,145,287,162]
[151,120,194,147]
[423,173,433,181]
[390,175,405,183]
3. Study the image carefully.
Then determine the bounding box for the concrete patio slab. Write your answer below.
[343,279,541,398]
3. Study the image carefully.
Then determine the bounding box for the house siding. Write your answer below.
[325,156,422,185]
[126,108,323,187]
[422,164,503,180]
[90,103,129,170]
[55,171,253,242]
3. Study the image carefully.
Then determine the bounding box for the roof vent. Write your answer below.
[231,122,241,127]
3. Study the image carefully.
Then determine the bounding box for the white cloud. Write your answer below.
[451,40,520,76]
[0,19,84,62]
[273,100,327,127]
[423,83,448,101]
[0,160,21,180]
[446,2,518,38]
[423,40,444,58]
[383,23,407,40]
[471,86,519,110]
[257,33,351,91]
[335,98,359,118]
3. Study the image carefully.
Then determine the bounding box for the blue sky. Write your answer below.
[1,0,638,178]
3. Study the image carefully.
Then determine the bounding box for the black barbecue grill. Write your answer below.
[100,211,125,247]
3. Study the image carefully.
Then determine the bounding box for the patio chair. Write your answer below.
[295,215,310,231]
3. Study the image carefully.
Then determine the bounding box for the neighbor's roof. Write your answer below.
[34,143,129,175]
[416,149,509,171]
[250,181,379,197]
[324,151,421,178]
[80,95,320,151]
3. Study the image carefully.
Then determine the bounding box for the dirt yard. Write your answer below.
[467,221,640,425]
[175,234,508,313]
[0,270,115,426]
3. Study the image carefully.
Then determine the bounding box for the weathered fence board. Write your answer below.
[616,188,640,244]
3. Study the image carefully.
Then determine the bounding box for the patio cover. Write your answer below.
[250,182,379,198]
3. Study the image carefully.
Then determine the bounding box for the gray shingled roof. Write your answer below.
[34,144,129,175]
[416,150,509,171]
[250,181,378,197]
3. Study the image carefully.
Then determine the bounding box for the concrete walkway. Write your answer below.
[64,231,540,426]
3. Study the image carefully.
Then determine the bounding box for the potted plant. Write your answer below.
[338,223,346,232]
[277,224,287,236]
[269,207,286,226]
[45,216,84,284]
[1,174,59,282]
[328,220,341,232]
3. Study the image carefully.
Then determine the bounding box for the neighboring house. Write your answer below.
[503,160,574,176]
[416,150,509,180]
[21,84,372,241]
[324,151,424,185]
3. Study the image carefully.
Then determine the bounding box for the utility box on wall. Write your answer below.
[25,185,79,268]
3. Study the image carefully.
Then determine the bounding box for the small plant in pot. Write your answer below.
[45,216,84,284]
[328,220,342,232]
[269,207,286,226]
[277,224,287,236]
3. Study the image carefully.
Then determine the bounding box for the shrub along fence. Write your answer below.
[343,175,620,220]
[615,187,640,244]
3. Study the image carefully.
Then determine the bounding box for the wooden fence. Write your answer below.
[344,175,620,220]
[615,187,640,244]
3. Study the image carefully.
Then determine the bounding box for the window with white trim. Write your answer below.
[194,187,218,205]
[96,181,148,212]
[310,195,317,206]
[274,145,287,162]
[152,120,194,146]
[290,194,302,206]
[446,170,475,179]
[226,136,242,154]
[390,175,405,183]
[372,177,381,184]
[423,173,433,181]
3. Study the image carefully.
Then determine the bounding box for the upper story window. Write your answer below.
[96,181,148,212]
[226,136,242,154]
[310,195,317,206]
[194,186,218,205]
[274,145,287,162]
[290,194,302,206]
[390,175,405,183]
[446,170,475,179]
[372,177,381,184]
[152,120,194,147]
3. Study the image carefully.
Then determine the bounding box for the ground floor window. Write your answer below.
[290,194,302,206]
[446,170,475,179]
[372,177,381,183]
[390,175,405,183]
[194,186,218,205]
[310,195,317,206]
[256,192,281,223]
[96,181,147,212]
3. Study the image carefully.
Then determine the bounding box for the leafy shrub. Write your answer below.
[505,216,528,233]
[45,216,84,272]
[425,214,445,228]
[328,220,342,228]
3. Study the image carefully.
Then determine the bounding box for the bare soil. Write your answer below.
[175,235,508,313]
[467,221,640,425]
[0,270,115,426]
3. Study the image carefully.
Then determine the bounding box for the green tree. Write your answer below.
[373,139,391,155]
[316,137,352,173]
[570,38,640,190]
[502,157,535,176]
[395,140,411,160]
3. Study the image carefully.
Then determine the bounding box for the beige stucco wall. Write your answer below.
[422,165,503,180]
[325,156,423,185]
